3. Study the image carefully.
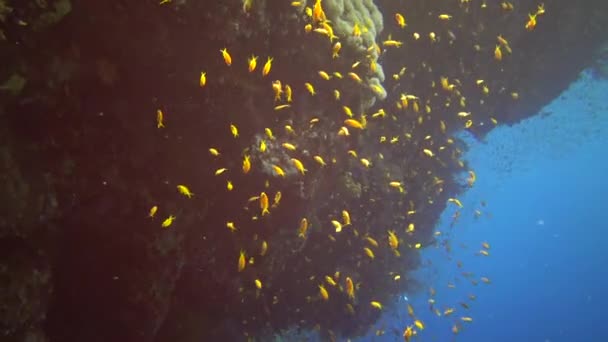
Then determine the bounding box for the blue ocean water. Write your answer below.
[355,70,608,341]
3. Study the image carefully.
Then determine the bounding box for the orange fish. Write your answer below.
[238,250,246,272]
[525,13,537,31]
[220,48,232,66]
[260,192,270,216]
[345,277,355,299]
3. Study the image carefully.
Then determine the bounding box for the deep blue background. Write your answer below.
[355,70,608,341]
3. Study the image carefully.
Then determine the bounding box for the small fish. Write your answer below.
[220,48,232,66]
[319,284,329,301]
[365,236,379,247]
[156,109,165,128]
[345,276,355,299]
[395,13,406,28]
[333,89,341,100]
[325,275,337,286]
[254,279,262,289]
[242,0,253,13]
[332,42,341,58]
[344,119,365,130]
[284,84,292,102]
[363,247,375,259]
[403,326,414,342]
[274,104,291,111]
[414,319,425,330]
[389,181,404,193]
[226,221,237,232]
[467,170,476,187]
[406,223,415,233]
[238,250,246,272]
[272,80,282,101]
[209,148,220,156]
[388,230,399,250]
[284,125,296,135]
[494,45,502,61]
[298,218,308,238]
[342,105,354,117]
[313,155,327,166]
[177,185,194,198]
[370,301,382,310]
[304,82,316,95]
[242,155,251,174]
[438,14,452,20]
[262,57,273,76]
[338,126,350,136]
[148,205,158,218]
[448,198,463,208]
[347,72,362,83]
[226,180,233,191]
[497,35,512,53]
[525,13,537,31]
[272,165,285,177]
[214,168,228,176]
[199,72,207,87]
[312,0,327,23]
[230,124,239,138]
[260,192,270,216]
[352,22,361,37]
[272,191,282,207]
[407,303,415,316]
[332,220,343,233]
[264,127,275,140]
[291,158,307,174]
[260,240,268,256]
[248,55,258,72]
[318,70,331,80]
[342,210,351,226]
[382,39,403,48]
[360,158,371,168]
[372,108,386,118]
[536,3,545,16]
[501,1,514,11]
[282,142,297,151]
[259,139,267,152]
[161,215,176,228]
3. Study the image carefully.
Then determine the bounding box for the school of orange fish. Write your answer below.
[150,0,546,340]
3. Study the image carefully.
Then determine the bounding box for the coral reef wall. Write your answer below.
[0,0,607,341]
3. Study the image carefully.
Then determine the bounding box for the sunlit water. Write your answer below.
[353,70,608,342]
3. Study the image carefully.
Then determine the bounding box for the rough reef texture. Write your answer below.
[0,0,607,341]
